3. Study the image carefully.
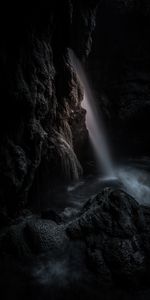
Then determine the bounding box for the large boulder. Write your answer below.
[0,188,150,299]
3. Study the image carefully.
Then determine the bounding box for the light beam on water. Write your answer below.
[69,49,115,178]
[68,50,150,206]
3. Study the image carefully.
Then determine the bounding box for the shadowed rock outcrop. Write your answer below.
[0,1,99,218]
[0,189,150,299]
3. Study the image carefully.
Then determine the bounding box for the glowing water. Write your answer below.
[69,49,115,178]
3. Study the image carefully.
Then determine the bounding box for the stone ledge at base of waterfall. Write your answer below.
[0,188,150,300]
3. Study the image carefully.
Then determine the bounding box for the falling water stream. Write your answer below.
[42,51,150,212]
[69,49,115,179]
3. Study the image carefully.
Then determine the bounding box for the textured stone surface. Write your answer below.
[0,189,150,299]
[0,1,99,218]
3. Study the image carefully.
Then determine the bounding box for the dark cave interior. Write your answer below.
[1,1,150,300]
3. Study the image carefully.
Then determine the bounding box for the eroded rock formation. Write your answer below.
[0,1,98,218]
[0,189,150,299]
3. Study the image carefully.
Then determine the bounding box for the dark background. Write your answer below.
[88,1,150,159]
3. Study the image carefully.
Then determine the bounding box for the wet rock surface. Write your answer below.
[0,188,150,299]
[0,1,99,218]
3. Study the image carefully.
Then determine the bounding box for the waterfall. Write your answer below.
[69,49,115,178]
[50,128,82,181]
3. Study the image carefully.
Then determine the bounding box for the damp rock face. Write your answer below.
[0,1,99,218]
[0,189,150,300]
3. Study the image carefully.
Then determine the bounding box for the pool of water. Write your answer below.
[41,157,150,213]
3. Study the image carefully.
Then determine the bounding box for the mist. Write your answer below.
[118,166,150,206]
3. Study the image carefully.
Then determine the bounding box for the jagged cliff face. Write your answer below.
[0,1,98,218]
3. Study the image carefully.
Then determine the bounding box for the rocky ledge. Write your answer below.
[0,188,150,300]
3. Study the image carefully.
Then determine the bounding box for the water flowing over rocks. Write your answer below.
[0,1,150,300]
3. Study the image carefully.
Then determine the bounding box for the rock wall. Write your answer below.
[0,1,98,218]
